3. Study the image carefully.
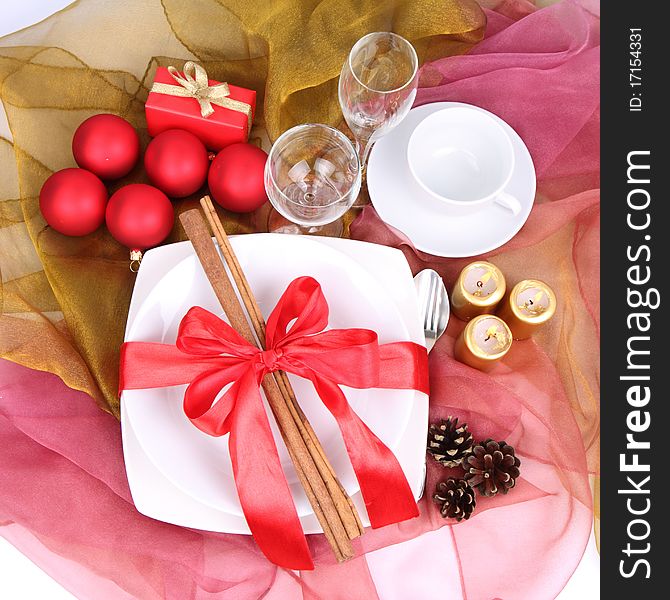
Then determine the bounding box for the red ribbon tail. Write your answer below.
[378,341,430,395]
[119,341,229,394]
[310,377,419,528]
[230,370,314,570]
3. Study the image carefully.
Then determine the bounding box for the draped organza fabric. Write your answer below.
[351,0,600,566]
[352,0,600,480]
[1,1,598,598]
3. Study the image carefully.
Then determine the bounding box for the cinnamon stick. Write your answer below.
[275,371,364,537]
[179,209,354,561]
[200,196,364,538]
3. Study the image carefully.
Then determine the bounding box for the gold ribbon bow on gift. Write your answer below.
[151,61,252,131]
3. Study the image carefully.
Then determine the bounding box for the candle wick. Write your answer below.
[519,298,547,317]
[472,271,494,297]
[483,325,508,351]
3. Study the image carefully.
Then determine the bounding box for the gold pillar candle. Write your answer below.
[454,315,512,371]
[497,279,556,340]
[451,261,506,321]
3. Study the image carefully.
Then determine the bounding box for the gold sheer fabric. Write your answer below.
[0,0,486,416]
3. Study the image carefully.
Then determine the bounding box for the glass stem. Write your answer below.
[351,134,374,208]
[357,134,375,171]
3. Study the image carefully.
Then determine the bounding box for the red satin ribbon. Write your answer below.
[120,276,429,569]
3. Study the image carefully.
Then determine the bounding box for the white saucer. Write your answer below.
[367,102,536,258]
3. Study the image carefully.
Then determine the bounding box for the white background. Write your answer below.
[0,2,599,598]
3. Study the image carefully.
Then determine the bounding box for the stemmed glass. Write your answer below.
[265,123,361,236]
[338,32,419,204]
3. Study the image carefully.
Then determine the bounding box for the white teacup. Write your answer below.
[407,107,521,215]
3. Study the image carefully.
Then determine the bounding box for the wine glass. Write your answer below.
[338,32,418,204]
[264,123,361,236]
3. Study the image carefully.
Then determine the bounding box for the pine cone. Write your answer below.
[427,417,474,467]
[464,439,521,497]
[433,478,476,521]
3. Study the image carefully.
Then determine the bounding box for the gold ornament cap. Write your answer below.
[451,261,506,321]
[454,314,512,371]
[497,279,556,340]
[129,249,143,273]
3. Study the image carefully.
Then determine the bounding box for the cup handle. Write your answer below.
[494,191,521,215]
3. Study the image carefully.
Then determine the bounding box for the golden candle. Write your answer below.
[497,279,556,340]
[454,315,512,371]
[450,261,506,321]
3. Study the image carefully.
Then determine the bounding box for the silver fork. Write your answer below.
[413,269,450,500]
[414,269,450,353]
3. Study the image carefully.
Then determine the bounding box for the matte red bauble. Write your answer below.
[208,143,268,213]
[39,168,108,236]
[144,129,209,198]
[106,184,174,250]
[72,114,140,180]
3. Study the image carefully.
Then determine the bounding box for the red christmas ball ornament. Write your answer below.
[72,114,140,180]
[39,168,108,236]
[106,184,174,256]
[208,143,268,213]
[144,129,209,198]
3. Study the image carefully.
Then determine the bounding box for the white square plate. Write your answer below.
[121,234,427,534]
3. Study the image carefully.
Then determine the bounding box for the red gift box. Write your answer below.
[145,64,256,151]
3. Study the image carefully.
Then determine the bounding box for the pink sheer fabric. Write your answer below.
[1,352,591,599]
[351,0,599,596]
[1,1,598,598]
[352,0,600,476]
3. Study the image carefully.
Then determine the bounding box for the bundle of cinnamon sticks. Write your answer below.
[178,197,363,561]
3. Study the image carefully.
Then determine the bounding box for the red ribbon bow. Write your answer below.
[120,276,429,569]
